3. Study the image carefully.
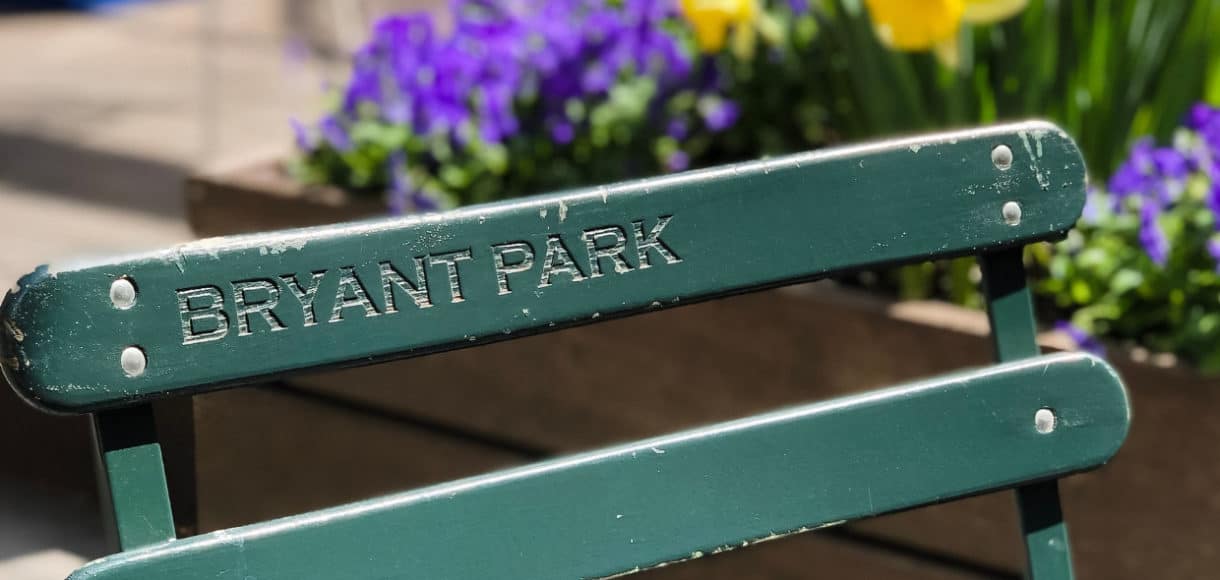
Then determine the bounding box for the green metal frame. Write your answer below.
[0,121,1126,579]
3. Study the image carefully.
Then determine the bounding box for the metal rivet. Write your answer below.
[992,144,1013,170]
[120,346,147,378]
[110,277,137,310]
[1034,408,1056,434]
[1002,201,1022,226]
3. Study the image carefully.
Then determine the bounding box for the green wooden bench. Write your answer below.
[0,121,1129,580]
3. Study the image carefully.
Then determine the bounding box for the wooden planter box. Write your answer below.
[175,161,1220,579]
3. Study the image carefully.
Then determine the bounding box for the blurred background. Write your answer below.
[1,0,1218,578]
[0,1,427,576]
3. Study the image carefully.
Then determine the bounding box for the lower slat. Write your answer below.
[72,353,1128,580]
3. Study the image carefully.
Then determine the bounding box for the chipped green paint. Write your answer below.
[0,121,1086,412]
[69,353,1130,580]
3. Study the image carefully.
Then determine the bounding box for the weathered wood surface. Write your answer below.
[2,121,1085,412]
[73,354,1127,580]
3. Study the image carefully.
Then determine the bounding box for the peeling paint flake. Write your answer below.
[1018,131,1051,189]
[1031,128,1048,158]
[259,238,309,256]
[558,200,569,222]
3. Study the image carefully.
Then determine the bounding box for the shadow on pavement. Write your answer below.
[0,391,104,562]
[0,128,188,218]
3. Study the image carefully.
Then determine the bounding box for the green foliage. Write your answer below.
[790,0,1218,176]
[295,0,1220,369]
[1037,153,1220,371]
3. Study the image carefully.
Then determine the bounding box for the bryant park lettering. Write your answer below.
[176,216,682,345]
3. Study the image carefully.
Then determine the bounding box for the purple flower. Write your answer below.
[386,150,443,214]
[333,0,694,152]
[787,0,810,14]
[1188,103,1220,132]
[1207,181,1220,225]
[665,150,689,172]
[701,98,740,132]
[1108,138,1190,206]
[411,191,442,212]
[314,1,712,215]
[1153,148,1189,179]
[1081,185,1105,225]
[1055,321,1106,356]
[319,115,353,152]
[549,119,575,144]
[289,117,314,151]
[1209,235,1220,273]
[1139,201,1170,266]
[1190,104,1220,161]
[581,63,615,94]
[666,118,688,140]
[387,150,411,216]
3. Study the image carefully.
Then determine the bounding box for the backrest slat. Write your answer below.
[0,121,1085,412]
[70,353,1130,580]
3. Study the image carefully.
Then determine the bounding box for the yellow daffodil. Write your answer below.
[961,0,1029,23]
[864,0,1028,67]
[678,0,760,54]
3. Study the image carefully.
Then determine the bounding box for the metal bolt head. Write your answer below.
[1002,201,1022,226]
[991,144,1013,170]
[120,346,147,377]
[110,277,137,310]
[1034,408,1056,434]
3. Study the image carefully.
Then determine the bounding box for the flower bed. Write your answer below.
[1040,106,1220,370]
[282,0,1220,373]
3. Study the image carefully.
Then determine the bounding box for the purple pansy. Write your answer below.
[1138,201,1169,266]
[666,118,689,140]
[1108,138,1190,206]
[319,115,352,152]
[701,98,740,132]
[1209,236,1220,273]
[666,150,689,172]
[1209,182,1220,223]
[300,0,731,214]
[1188,103,1220,132]
[1081,185,1105,225]
[289,117,314,151]
[549,119,575,144]
[387,150,411,216]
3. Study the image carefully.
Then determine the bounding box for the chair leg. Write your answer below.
[91,403,177,552]
[980,247,1075,580]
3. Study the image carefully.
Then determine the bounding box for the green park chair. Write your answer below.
[0,121,1130,579]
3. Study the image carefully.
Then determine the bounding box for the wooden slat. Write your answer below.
[70,354,1128,580]
[1,121,1085,412]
